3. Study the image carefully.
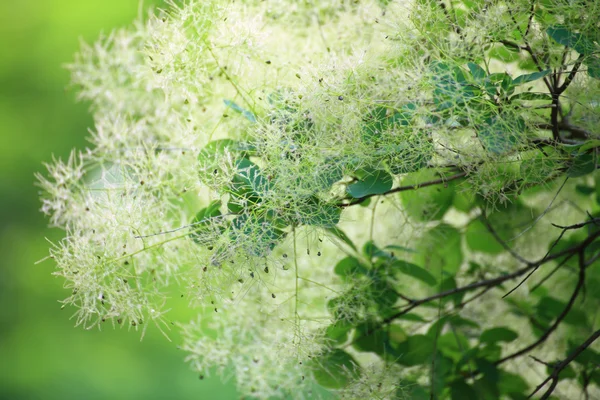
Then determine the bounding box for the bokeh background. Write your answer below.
[0,1,238,398]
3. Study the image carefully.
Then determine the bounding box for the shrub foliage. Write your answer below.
[39,0,600,398]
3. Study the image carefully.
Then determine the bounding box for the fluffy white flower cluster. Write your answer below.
[38,1,427,398]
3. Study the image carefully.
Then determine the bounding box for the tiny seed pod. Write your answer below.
[272,293,276,298]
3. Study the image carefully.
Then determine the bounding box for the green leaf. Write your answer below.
[414,224,463,277]
[363,240,391,259]
[334,256,367,280]
[325,321,352,345]
[510,92,552,102]
[537,296,588,327]
[397,383,429,400]
[439,276,464,306]
[394,334,436,366]
[568,340,600,366]
[395,313,427,322]
[189,200,222,244]
[311,349,360,389]
[466,219,504,254]
[198,139,240,175]
[513,69,551,85]
[568,153,596,177]
[520,154,557,183]
[347,168,393,198]
[451,381,478,400]
[478,115,523,154]
[585,56,600,79]
[575,184,594,196]
[578,140,600,153]
[392,260,437,286]
[297,197,342,227]
[353,320,391,355]
[384,244,417,254]
[230,214,285,256]
[547,26,596,55]
[467,62,486,80]
[230,158,269,200]
[388,103,417,126]
[480,327,519,344]
[223,99,256,122]
[362,106,389,141]
[324,226,357,252]
[489,45,521,62]
[498,371,529,395]
[399,169,455,221]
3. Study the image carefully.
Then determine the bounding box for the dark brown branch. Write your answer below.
[437,0,462,36]
[524,0,536,37]
[558,53,585,94]
[550,92,561,140]
[529,327,600,399]
[535,122,594,140]
[480,212,533,266]
[529,252,576,293]
[339,171,467,208]
[551,218,600,231]
[496,248,588,367]
[349,224,600,368]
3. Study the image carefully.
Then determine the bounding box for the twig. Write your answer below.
[497,249,588,367]
[480,211,533,266]
[339,172,467,207]
[528,327,600,399]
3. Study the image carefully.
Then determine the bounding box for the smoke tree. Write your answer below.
[38,0,600,398]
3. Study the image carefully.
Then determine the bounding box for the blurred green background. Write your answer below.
[0,1,238,399]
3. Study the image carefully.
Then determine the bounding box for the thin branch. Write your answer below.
[558,54,585,94]
[529,327,600,399]
[524,0,536,37]
[529,252,576,293]
[350,228,600,352]
[496,249,587,367]
[480,211,533,266]
[339,172,467,207]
